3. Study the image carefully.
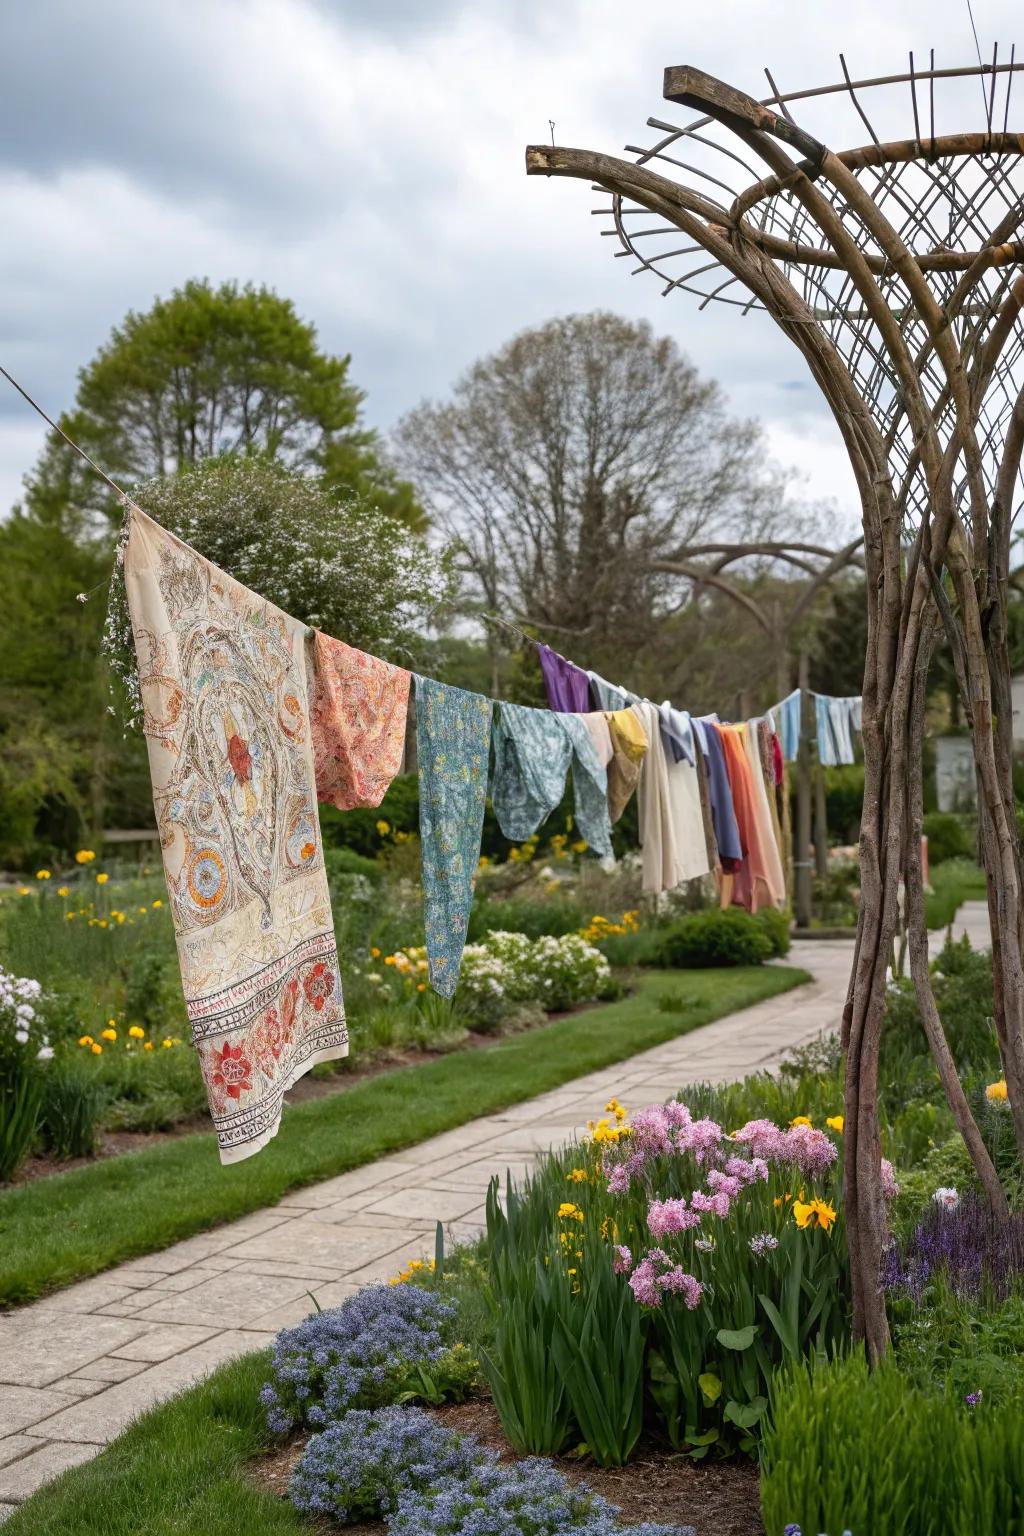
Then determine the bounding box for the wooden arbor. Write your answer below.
[527,56,1024,1359]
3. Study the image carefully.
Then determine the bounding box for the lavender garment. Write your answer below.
[658,702,695,766]
[537,643,592,712]
[697,716,743,862]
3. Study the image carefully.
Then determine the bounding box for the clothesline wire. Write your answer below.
[0,361,134,505]
[0,359,861,729]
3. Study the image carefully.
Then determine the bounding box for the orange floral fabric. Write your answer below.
[309,632,411,811]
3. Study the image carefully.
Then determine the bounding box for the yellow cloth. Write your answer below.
[605,707,648,823]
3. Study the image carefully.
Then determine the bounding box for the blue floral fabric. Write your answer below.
[492,703,612,857]
[415,676,493,996]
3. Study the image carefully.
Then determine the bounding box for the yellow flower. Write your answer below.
[477,854,491,868]
[162,1038,174,1049]
[57,886,70,897]
[570,840,588,853]
[370,946,381,959]
[793,1198,837,1233]
[384,955,396,966]
[376,819,390,835]
[101,1027,117,1042]
[75,849,96,864]
[789,1115,812,1127]
[986,1079,1008,1102]
[96,872,109,885]
[143,1041,154,1051]
[416,983,426,993]
[128,1026,145,1040]
[16,886,30,896]
[138,906,148,914]
[91,1042,103,1055]
[152,899,163,908]
[98,920,108,928]
[36,869,51,880]
[508,847,521,861]
[773,1196,783,1208]
[558,1202,585,1222]
[826,1115,844,1133]
[566,1168,588,1183]
[78,1035,93,1047]
[65,912,76,921]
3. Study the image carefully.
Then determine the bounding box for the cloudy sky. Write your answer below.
[0,0,1019,524]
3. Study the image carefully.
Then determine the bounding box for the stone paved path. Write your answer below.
[0,935,884,1516]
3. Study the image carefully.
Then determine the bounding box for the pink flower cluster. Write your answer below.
[880,1156,899,1200]
[731,1118,838,1178]
[604,1102,723,1194]
[627,1248,704,1310]
[647,1155,768,1237]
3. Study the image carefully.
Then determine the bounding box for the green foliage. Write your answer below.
[925,858,988,929]
[892,1283,1024,1406]
[923,811,975,865]
[882,937,997,1080]
[0,1070,43,1184]
[648,908,773,968]
[39,1063,104,1160]
[820,764,864,844]
[467,896,588,942]
[756,906,792,958]
[29,278,421,527]
[320,774,421,857]
[761,1351,1024,1536]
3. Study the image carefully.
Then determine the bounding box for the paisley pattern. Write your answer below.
[125,507,347,1163]
[308,631,411,810]
[415,676,492,997]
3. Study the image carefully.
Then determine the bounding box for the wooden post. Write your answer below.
[795,651,812,928]
[814,763,829,878]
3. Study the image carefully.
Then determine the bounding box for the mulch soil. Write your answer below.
[248,1395,764,1536]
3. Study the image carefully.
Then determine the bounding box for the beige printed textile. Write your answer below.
[124,507,348,1164]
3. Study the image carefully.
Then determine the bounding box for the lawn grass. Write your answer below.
[925,858,988,929]
[0,965,808,1308]
[1,1351,300,1536]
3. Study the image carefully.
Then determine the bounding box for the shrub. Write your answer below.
[647,908,773,969]
[756,907,791,958]
[455,931,611,1030]
[290,1406,480,1523]
[760,1352,1024,1536]
[467,896,587,942]
[922,810,974,865]
[38,1061,105,1159]
[0,966,52,1181]
[260,1284,467,1432]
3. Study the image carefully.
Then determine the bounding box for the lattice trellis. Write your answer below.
[576,55,1024,537]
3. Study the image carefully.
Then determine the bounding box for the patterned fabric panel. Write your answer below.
[491,703,572,841]
[415,675,493,997]
[308,630,410,810]
[124,506,347,1164]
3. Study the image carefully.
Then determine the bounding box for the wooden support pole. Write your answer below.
[795,650,813,928]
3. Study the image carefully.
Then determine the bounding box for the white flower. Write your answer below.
[932,1186,959,1209]
[36,1046,54,1061]
[14,1029,29,1045]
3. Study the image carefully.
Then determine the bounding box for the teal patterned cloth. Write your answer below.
[415,676,493,996]
[492,702,612,857]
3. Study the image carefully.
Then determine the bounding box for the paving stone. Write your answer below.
[28,1279,139,1315]
[219,1218,413,1273]
[0,1438,40,1471]
[361,1186,487,1223]
[29,1331,261,1444]
[109,1324,217,1363]
[0,1313,149,1389]
[132,1269,314,1328]
[70,1358,147,1384]
[141,1265,228,1295]
[0,1502,15,1523]
[0,1388,81,1438]
[0,1439,103,1501]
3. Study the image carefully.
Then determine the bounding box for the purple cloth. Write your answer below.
[698,717,743,862]
[537,643,592,713]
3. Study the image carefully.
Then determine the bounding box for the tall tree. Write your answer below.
[27,278,424,529]
[393,311,799,684]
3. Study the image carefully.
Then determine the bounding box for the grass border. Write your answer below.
[0,965,809,1308]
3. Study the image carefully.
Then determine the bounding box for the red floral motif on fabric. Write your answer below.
[308,632,411,811]
[210,1040,253,1100]
[303,961,334,1012]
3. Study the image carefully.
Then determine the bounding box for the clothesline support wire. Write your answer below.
[0,361,133,505]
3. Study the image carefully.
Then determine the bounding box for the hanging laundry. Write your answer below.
[492,703,565,839]
[633,701,710,894]
[658,702,696,766]
[605,707,649,823]
[815,693,858,766]
[415,676,493,997]
[716,723,786,912]
[124,507,347,1164]
[756,719,788,873]
[587,670,630,712]
[308,632,410,811]
[695,718,743,866]
[579,710,614,769]
[771,688,802,763]
[537,643,591,713]
[559,714,614,857]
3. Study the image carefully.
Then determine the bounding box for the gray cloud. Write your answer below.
[0,0,1020,525]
